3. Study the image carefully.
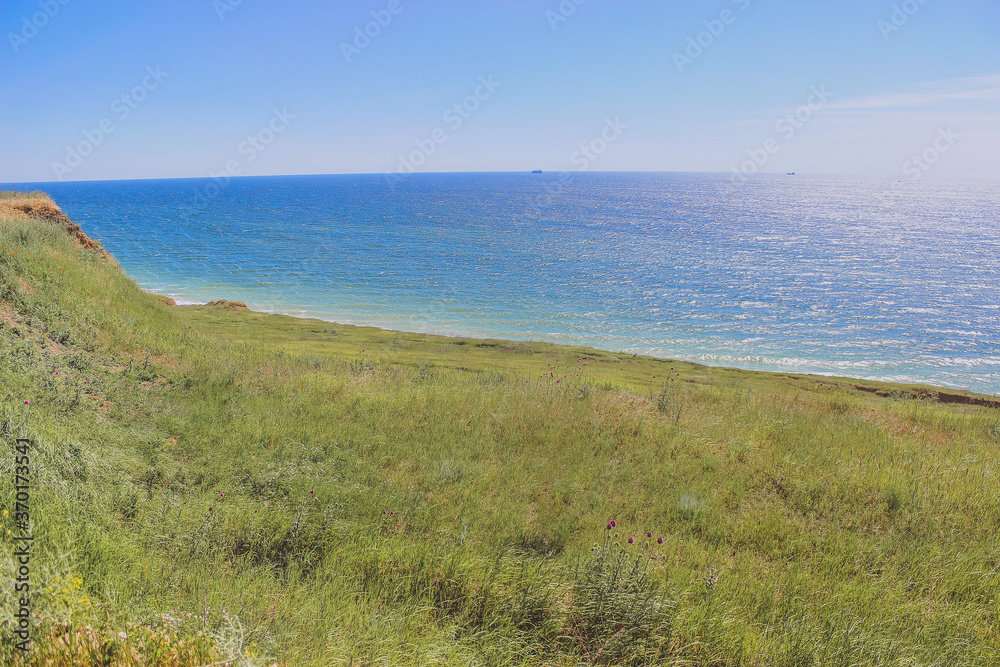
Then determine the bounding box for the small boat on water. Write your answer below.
[787,172,795,175]
[531,170,543,174]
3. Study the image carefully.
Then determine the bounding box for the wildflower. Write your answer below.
[657,536,664,544]
[610,520,617,528]
[24,399,29,404]
[382,510,386,514]
[310,489,314,494]
[1,509,6,517]
[606,522,613,530]
[646,531,652,538]
[390,511,395,515]
[628,536,634,544]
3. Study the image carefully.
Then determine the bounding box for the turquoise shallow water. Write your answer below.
[8,172,1000,394]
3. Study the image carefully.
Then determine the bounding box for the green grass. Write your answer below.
[1,192,998,665]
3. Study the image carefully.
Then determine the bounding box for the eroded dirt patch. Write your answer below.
[1,196,111,259]
[206,299,249,310]
[853,384,1000,409]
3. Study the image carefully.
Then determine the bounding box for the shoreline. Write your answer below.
[138,284,997,395]
[157,290,1000,399]
[178,296,1000,409]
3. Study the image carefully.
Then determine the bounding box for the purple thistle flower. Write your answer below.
[657,536,664,544]
[627,536,634,544]
[646,531,653,538]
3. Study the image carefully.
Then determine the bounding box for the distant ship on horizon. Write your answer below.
[531,169,543,174]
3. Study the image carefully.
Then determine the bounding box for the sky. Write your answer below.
[1,0,998,183]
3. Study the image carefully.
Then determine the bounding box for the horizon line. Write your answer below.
[5,170,1000,187]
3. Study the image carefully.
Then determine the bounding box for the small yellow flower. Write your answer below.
[2,509,8,517]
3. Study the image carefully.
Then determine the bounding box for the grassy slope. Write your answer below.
[1,192,998,665]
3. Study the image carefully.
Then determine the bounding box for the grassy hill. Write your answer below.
[1,191,998,665]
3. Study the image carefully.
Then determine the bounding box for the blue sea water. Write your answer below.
[8,172,1000,394]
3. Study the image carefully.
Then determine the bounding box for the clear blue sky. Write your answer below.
[2,0,998,182]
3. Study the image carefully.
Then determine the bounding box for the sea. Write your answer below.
[7,172,999,394]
